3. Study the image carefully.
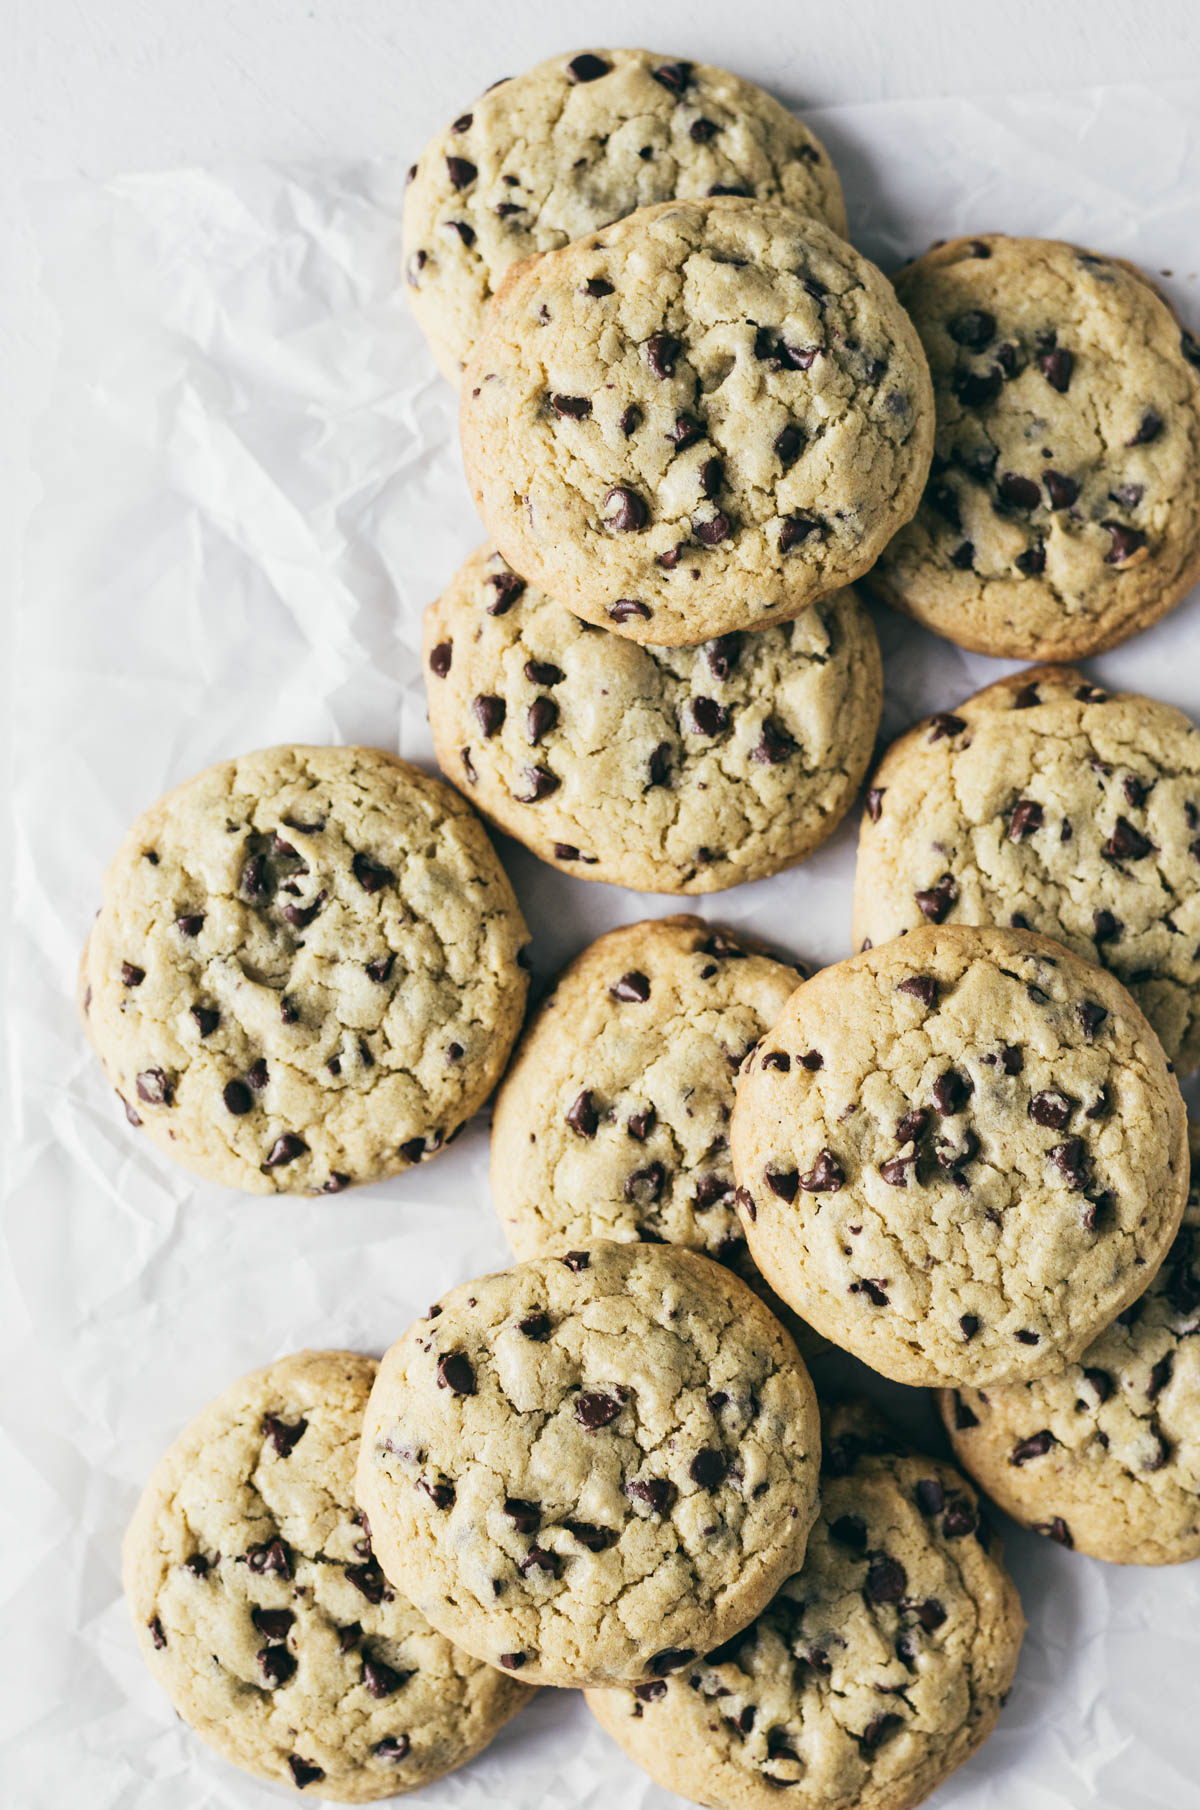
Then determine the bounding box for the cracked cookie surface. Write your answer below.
[423,546,881,892]
[941,1121,1200,1565]
[122,1350,533,1801]
[490,917,824,1358]
[356,1242,820,1688]
[404,47,845,385]
[730,925,1188,1388]
[852,666,1200,1072]
[460,196,934,645]
[80,746,529,1195]
[870,234,1200,659]
[587,1400,1025,1810]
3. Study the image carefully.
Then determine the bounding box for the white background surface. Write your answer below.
[4,5,1200,1810]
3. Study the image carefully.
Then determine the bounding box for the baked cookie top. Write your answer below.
[730,925,1189,1388]
[460,197,934,645]
[853,666,1200,1072]
[80,746,528,1195]
[942,1121,1200,1566]
[423,546,881,893]
[356,1242,820,1689]
[492,917,800,1268]
[122,1351,532,1801]
[870,234,1200,660]
[404,47,845,384]
[586,1400,1025,1810]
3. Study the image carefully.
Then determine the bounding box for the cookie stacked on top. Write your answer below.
[87,40,1200,1810]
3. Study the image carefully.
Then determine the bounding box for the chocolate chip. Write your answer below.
[148,1616,167,1649]
[648,1648,696,1676]
[375,1735,410,1762]
[765,1168,799,1202]
[773,423,805,468]
[927,713,966,743]
[362,1657,411,1699]
[1147,1351,1174,1400]
[448,220,475,246]
[565,1090,599,1139]
[1014,1329,1041,1345]
[952,366,1003,406]
[609,599,653,628]
[932,1069,971,1114]
[517,764,559,803]
[435,1352,476,1399]
[281,892,324,930]
[761,1051,790,1072]
[584,277,614,298]
[445,155,476,190]
[1043,469,1079,508]
[897,974,938,1007]
[948,308,996,349]
[625,1162,666,1204]
[689,1448,727,1490]
[246,1538,292,1578]
[524,697,558,746]
[1048,1138,1089,1190]
[693,510,732,546]
[850,1278,889,1306]
[801,1150,844,1192]
[1012,683,1041,710]
[265,1133,307,1168]
[427,642,453,678]
[753,719,797,765]
[257,1644,296,1688]
[1011,1430,1055,1465]
[190,1006,219,1038]
[1104,521,1148,565]
[880,1156,913,1187]
[498,1651,527,1670]
[942,1498,977,1539]
[551,393,592,420]
[466,694,505,740]
[688,696,729,736]
[1030,1090,1073,1129]
[798,1050,823,1070]
[952,1394,979,1431]
[352,852,393,894]
[1076,1001,1108,1042]
[1104,816,1154,862]
[575,1390,622,1430]
[915,1478,946,1517]
[1036,1517,1073,1547]
[567,52,610,82]
[288,1757,325,1789]
[830,1513,867,1551]
[998,472,1041,511]
[1128,408,1163,446]
[135,1068,173,1106]
[866,1554,907,1603]
[779,512,826,552]
[1015,541,1046,575]
[562,1250,590,1272]
[518,1545,561,1580]
[927,480,961,529]
[251,1607,294,1641]
[623,1479,674,1522]
[866,787,885,822]
[119,961,146,989]
[565,1520,617,1552]
[1038,344,1073,391]
[486,571,526,615]
[1083,1365,1113,1404]
[915,874,958,922]
[951,540,976,568]
[895,1108,929,1144]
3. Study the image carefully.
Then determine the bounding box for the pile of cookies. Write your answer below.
[80,45,1200,1810]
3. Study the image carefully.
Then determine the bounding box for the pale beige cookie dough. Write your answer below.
[404,47,846,384]
[870,234,1200,659]
[460,196,934,645]
[587,1399,1025,1810]
[123,1350,532,1800]
[941,1120,1200,1565]
[423,546,881,893]
[730,925,1189,1388]
[357,1242,821,1688]
[80,746,528,1195]
[853,665,1200,1071]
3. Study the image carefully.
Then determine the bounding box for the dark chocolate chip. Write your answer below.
[551,393,592,419]
[609,598,652,623]
[705,634,742,679]
[498,1652,527,1670]
[1128,409,1163,446]
[1076,1000,1107,1041]
[257,1644,297,1688]
[688,696,729,736]
[689,1448,728,1490]
[626,1477,674,1514]
[251,1607,294,1641]
[566,1090,598,1137]
[418,1477,455,1511]
[120,961,145,987]
[753,719,797,765]
[645,334,681,379]
[135,1068,173,1106]
[190,1006,219,1038]
[952,366,1003,406]
[625,1162,666,1204]
[352,852,393,893]
[765,1168,799,1202]
[998,471,1041,511]
[436,1352,475,1396]
[761,1051,790,1072]
[445,155,476,190]
[575,1390,623,1430]
[773,423,805,468]
[1030,1090,1073,1129]
[898,974,938,1007]
[693,510,732,546]
[779,512,826,552]
[486,571,526,615]
[1104,521,1148,565]
[801,1150,844,1192]
[932,1069,971,1115]
[1008,798,1044,841]
[262,1414,306,1458]
[567,53,610,82]
[526,697,558,745]
[1038,344,1073,391]
[879,1156,914,1187]
[375,1736,410,1762]
[830,1514,867,1551]
[517,764,559,802]
[647,1648,696,1676]
[565,1520,617,1551]
[915,1478,945,1516]
[1011,1430,1055,1465]
[953,1394,979,1431]
[562,1250,589,1272]
[947,308,996,349]
[1015,541,1047,575]
[363,1657,412,1699]
[850,1278,890,1306]
[914,874,958,922]
[246,1538,293,1578]
[265,1133,307,1168]
[1043,469,1079,508]
[1092,909,1122,944]
[927,712,966,743]
[895,1108,929,1144]
[865,786,885,822]
[865,1554,907,1603]
[288,1757,325,1789]
[1104,817,1154,862]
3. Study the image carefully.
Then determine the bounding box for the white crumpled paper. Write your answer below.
[6,74,1200,1810]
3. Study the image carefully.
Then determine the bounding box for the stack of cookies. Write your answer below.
[82,44,1200,1810]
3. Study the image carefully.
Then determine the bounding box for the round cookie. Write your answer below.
[356,1242,821,1688]
[123,1351,532,1800]
[80,746,528,1195]
[730,925,1189,1388]
[460,196,934,645]
[940,1121,1200,1565]
[870,234,1200,660]
[404,47,846,385]
[853,665,1200,1072]
[423,546,882,892]
[587,1399,1025,1810]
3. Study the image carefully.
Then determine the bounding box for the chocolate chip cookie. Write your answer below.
[853,666,1200,1072]
[587,1399,1025,1810]
[356,1242,821,1688]
[123,1351,532,1799]
[460,197,934,645]
[870,234,1200,659]
[941,1120,1200,1565]
[423,546,882,891]
[730,925,1189,1388]
[491,916,827,1357]
[80,746,529,1195]
[405,47,845,384]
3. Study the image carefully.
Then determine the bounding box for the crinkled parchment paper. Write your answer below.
[4,76,1199,1810]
